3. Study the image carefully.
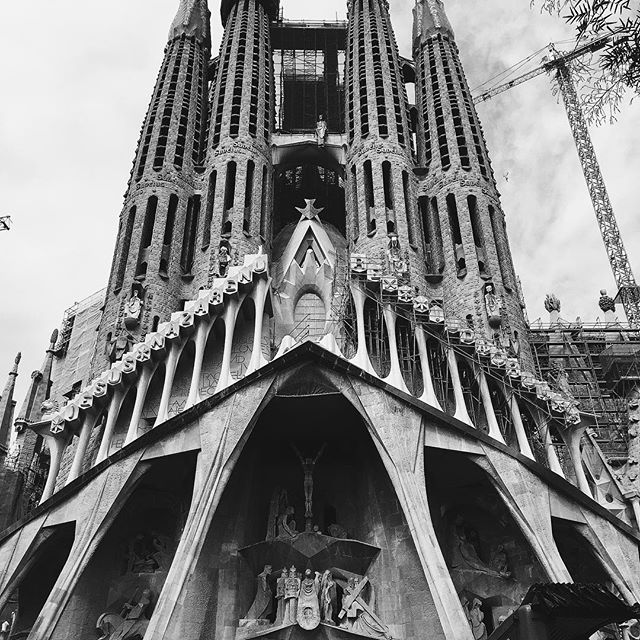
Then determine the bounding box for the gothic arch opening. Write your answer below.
[167,391,443,639]
[51,454,196,640]
[273,163,346,237]
[0,523,75,639]
[229,297,257,381]
[364,297,391,378]
[425,450,548,635]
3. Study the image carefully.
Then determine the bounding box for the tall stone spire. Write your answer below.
[345,0,426,287]
[202,0,279,277]
[15,330,58,432]
[169,0,211,48]
[413,0,531,364]
[0,353,21,455]
[93,0,212,375]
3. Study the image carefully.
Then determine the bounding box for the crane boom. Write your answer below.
[473,33,640,327]
[473,34,609,104]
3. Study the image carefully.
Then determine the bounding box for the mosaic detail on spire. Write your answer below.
[169,0,210,46]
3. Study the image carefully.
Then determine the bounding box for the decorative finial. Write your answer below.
[598,289,616,313]
[14,353,21,366]
[296,199,324,221]
[49,329,59,347]
[544,294,561,314]
[169,0,210,48]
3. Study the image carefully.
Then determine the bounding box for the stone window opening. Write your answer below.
[351,165,359,242]
[468,195,489,279]
[202,172,216,250]
[160,194,178,277]
[446,194,466,277]
[489,205,514,291]
[114,205,136,293]
[402,170,417,248]
[364,160,376,235]
[222,161,237,237]
[181,195,200,275]
[135,196,158,280]
[244,160,255,234]
[259,165,269,241]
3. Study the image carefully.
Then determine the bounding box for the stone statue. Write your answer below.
[316,114,327,147]
[599,289,616,314]
[284,566,301,624]
[468,598,488,640]
[484,283,502,328]
[125,533,164,574]
[296,569,322,630]
[108,332,135,364]
[320,570,337,624]
[246,565,274,620]
[339,577,391,639]
[386,234,408,277]
[97,589,152,640]
[450,514,510,578]
[328,523,348,539]
[267,488,288,540]
[277,505,298,539]
[291,443,327,525]
[124,290,143,329]
[275,568,288,625]
[544,293,561,314]
[489,544,510,576]
[218,243,231,277]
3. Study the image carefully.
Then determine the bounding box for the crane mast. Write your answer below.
[473,35,640,327]
[553,59,640,327]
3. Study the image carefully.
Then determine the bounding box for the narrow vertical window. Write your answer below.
[203,171,216,250]
[402,171,416,247]
[160,195,178,276]
[260,166,269,240]
[136,196,158,278]
[181,195,200,274]
[364,160,376,234]
[490,205,513,290]
[351,165,359,242]
[115,206,136,292]
[382,161,395,233]
[244,160,255,234]
[446,194,466,277]
[222,161,237,236]
[468,195,488,277]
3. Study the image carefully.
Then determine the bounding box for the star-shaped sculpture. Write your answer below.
[296,199,324,221]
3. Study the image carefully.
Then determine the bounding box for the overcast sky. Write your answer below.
[0,0,638,403]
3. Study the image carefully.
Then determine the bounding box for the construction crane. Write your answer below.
[473,34,640,328]
[0,216,11,232]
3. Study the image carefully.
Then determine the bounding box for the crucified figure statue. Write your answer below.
[291,443,327,525]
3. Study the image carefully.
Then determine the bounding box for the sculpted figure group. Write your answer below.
[246,565,391,638]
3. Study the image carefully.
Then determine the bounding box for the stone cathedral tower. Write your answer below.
[1,1,639,639]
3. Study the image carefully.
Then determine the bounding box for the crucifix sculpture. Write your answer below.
[291,443,327,531]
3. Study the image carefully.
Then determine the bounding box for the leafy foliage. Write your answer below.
[532,0,640,124]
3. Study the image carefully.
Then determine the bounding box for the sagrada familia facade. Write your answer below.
[0,0,639,638]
